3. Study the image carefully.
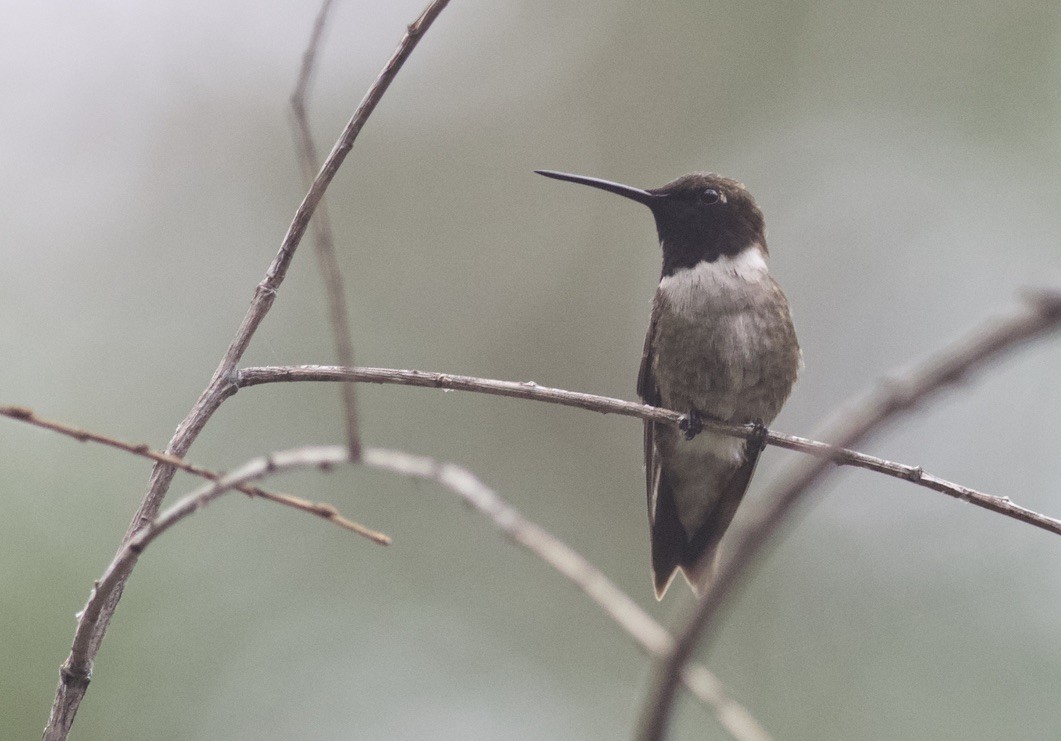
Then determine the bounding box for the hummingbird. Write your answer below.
[537,169,801,599]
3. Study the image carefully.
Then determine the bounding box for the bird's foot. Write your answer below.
[679,409,705,441]
[748,420,769,454]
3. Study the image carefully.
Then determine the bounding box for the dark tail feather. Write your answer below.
[650,470,686,600]
[678,549,720,597]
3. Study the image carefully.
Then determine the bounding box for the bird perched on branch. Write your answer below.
[537,169,800,599]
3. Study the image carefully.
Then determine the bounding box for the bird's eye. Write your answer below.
[701,188,721,204]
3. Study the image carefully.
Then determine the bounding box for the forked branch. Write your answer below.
[43,2,453,738]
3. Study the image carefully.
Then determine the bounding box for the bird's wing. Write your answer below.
[639,295,686,599]
[637,296,662,514]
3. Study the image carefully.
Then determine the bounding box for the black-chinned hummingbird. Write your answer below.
[537,169,801,599]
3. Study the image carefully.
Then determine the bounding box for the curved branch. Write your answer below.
[236,362,1061,538]
[62,444,771,741]
[636,291,1061,741]
[64,447,358,685]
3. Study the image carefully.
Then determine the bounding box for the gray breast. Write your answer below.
[652,248,800,426]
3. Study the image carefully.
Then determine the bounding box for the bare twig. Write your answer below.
[236,363,1061,538]
[0,405,388,544]
[44,3,452,737]
[291,0,363,459]
[636,291,1061,741]
[291,0,335,110]
[61,443,770,741]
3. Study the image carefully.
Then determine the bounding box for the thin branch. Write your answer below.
[291,0,335,110]
[291,0,363,459]
[236,363,1061,539]
[636,290,1061,741]
[62,444,770,741]
[0,405,388,544]
[44,3,452,737]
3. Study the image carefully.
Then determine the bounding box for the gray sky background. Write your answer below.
[2,2,1060,739]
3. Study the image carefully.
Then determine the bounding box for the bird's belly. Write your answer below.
[654,301,798,529]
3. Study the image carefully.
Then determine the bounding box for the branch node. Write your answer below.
[223,369,241,396]
[59,663,91,689]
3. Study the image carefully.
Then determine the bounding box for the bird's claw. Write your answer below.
[679,409,705,441]
[748,420,768,453]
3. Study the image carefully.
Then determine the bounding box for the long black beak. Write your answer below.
[535,170,662,207]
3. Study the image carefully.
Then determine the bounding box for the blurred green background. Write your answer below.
[2,1,1060,739]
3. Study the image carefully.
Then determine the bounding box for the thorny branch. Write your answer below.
[635,290,1061,741]
[43,2,453,738]
[236,361,1061,539]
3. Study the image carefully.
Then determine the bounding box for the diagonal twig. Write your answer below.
[0,405,389,544]
[290,0,363,459]
[235,360,1061,539]
[635,291,1061,741]
[43,3,453,738]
